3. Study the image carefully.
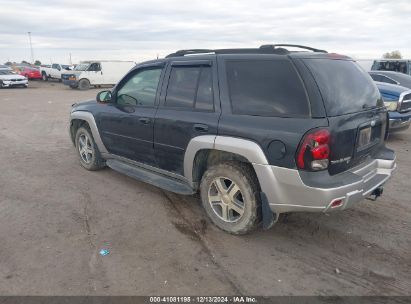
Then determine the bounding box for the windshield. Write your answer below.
[74,64,89,71]
[0,70,15,75]
[372,60,409,74]
[303,59,383,116]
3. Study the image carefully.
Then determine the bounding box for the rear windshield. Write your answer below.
[304,59,383,116]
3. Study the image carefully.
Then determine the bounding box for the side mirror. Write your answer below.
[97,90,112,103]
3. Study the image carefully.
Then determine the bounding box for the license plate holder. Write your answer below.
[358,127,372,150]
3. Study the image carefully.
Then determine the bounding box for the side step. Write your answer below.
[106,159,195,195]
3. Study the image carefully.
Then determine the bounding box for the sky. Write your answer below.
[0,0,410,64]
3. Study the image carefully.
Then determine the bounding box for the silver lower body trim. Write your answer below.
[253,158,396,214]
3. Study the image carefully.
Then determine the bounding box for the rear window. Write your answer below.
[226,60,310,117]
[304,59,383,116]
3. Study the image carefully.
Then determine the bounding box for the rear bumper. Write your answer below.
[253,154,396,214]
[388,111,411,132]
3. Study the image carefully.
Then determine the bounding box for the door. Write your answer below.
[96,65,164,165]
[154,60,220,175]
[51,63,61,78]
[85,62,102,85]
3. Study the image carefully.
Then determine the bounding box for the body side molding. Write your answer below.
[70,111,109,154]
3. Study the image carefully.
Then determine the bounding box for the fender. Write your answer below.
[70,111,108,154]
[183,135,269,184]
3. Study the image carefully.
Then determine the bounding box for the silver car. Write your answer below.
[0,67,28,88]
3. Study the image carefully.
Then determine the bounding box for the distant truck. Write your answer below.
[40,63,72,81]
[371,59,411,76]
[61,60,135,90]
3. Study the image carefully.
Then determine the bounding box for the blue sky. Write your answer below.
[0,0,410,64]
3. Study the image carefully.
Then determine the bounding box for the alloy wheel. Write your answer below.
[208,177,245,223]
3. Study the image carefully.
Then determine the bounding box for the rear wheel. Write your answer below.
[200,161,261,234]
[41,72,48,81]
[78,79,90,90]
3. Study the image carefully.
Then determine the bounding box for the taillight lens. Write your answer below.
[296,129,330,171]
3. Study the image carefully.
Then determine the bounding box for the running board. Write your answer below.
[106,159,195,195]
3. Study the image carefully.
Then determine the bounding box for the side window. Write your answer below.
[380,75,397,85]
[52,64,58,70]
[116,68,162,107]
[370,74,382,82]
[226,60,309,117]
[165,65,214,111]
[88,63,101,71]
[195,67,214,111]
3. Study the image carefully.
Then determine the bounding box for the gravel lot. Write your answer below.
[0,81,410,296]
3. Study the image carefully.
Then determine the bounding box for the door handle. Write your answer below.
[194,124,208,132]
[139,117,151,124]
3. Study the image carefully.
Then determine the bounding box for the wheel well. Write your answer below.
[192,149,254,188]
[70,119,89,145]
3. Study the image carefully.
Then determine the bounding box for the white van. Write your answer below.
[62,60,135,90]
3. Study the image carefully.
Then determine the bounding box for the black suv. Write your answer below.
[69,44,396,234]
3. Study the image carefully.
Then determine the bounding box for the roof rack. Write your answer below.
[260,44,328,53]
[165,44,327,58]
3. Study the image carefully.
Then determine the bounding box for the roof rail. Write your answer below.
[165,49,215,58]
[259,44,328,53]
[165,44,327,58]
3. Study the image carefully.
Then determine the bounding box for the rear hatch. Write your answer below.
[302,58,386,175]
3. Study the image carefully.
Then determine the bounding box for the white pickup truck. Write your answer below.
[40,63,72,81]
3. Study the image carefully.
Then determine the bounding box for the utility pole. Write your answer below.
[27,32,34,64]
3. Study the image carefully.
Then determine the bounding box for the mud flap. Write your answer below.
[261,192,275,230]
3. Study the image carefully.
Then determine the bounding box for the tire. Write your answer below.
[200,161,261,234]
[78,79,90,90]
[75,126,105,171]
[41,72,48,81]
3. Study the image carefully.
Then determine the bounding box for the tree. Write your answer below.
[34,60,41,66]
[382,50,402,59]
[21,60,30,65]
[4,62,12,66]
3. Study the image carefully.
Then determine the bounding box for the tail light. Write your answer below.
[296,129,330,171]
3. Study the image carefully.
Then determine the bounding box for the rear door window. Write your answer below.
[304,59,383,116]
[225,60,310,117]
[164,66,214,111]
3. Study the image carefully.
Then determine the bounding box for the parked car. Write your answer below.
[369,71,411,89]
[69,45,396,234]
[61,60,135,90]
[15,66,42,80]
[371,59,411,76]
[0,66,28,88]
[40,63,72,81]
[375,82,411,132]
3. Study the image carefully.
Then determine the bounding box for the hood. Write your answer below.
[375,81,408,96]
[62,71,83,77]
[71,100,97,112]
[0,74,26,80]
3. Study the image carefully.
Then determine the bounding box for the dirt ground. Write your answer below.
[0,81,410,296]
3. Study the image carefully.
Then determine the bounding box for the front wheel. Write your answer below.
[75,126,105,171]
[78,79,90,90]
[200,162,261,234]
